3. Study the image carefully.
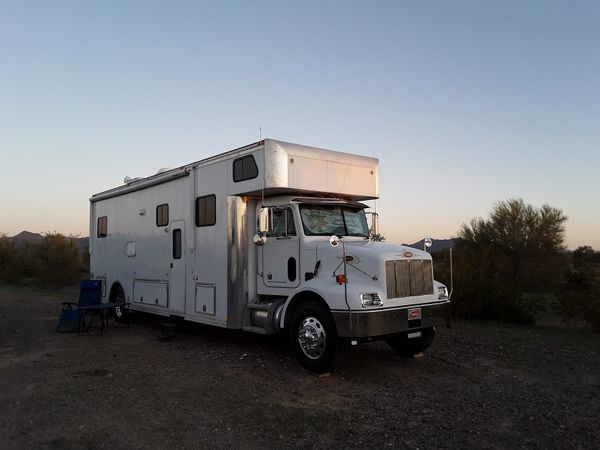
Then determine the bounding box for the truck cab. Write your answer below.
[252,196,450,372]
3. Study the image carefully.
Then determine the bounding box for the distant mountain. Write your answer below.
[7,231,89,252]
[404,238,456,253]
[10,231,43,247]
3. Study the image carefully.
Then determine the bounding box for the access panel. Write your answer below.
[195,283,216,315]
[133,279,168,307]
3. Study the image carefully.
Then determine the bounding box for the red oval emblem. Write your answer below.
[404,251,413,258]
[408,308,422,320]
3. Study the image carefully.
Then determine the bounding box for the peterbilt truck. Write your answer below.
[89,139,450,372]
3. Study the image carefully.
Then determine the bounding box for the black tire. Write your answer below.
[111,286,129,323]
[289,301,338,373]
[386,327,436,357]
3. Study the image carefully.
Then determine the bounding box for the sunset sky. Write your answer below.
[1,1,598,249]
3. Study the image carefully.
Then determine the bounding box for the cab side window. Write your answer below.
[267,208,296,237]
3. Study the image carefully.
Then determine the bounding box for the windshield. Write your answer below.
[299,205,370,237]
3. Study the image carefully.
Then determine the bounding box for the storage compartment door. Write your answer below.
[195,283,216,315]
[133,279,168,307]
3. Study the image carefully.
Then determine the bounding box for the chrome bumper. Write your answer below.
[332,300,451,338]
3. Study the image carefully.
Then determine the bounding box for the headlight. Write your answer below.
[360,293,383,307]
[438,286,449,300]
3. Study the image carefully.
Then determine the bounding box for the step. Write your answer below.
[246,303,271,311]
[242,325,268,335]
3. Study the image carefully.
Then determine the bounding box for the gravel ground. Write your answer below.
[1,284,599,449]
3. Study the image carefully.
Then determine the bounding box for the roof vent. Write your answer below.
[124,176,143,184]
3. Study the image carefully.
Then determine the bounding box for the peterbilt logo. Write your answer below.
[404,251,413,258]
[408,308,422,320]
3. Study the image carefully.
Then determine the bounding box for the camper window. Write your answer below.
[156,204,169,227]
[173,229,182,259]
[97,216,108,238]
[195,194,216,227]
[233,155,259,182]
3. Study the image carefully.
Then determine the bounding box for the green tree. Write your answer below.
[454,199,567,323]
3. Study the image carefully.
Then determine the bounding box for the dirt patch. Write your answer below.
[0,284,599,449]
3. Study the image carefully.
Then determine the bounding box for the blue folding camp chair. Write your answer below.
[56,280,103,334]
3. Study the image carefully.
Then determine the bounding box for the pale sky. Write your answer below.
[1,0,599,249]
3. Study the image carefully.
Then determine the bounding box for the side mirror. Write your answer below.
[253,232,267,246]
[257,207,269,233]
[329,235,340,247]
[424,237,433,251]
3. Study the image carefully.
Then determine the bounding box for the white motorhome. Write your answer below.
[90,139,450,372]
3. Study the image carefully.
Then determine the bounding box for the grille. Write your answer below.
[385,259,433,299]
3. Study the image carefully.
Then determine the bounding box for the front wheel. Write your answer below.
[386,327,436,357]
[289,302,338,373]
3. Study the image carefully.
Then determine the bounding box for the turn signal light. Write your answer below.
[336,274,347,284]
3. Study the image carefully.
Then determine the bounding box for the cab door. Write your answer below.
[259,207,300,289]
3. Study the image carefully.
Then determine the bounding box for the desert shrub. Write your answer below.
[557,284,600,333]
[573,245,600,264]
[30,233,83,288]
[558,247,600,333]
[586,299,600,333]
[1,232,86,287]
[0,235,21,283]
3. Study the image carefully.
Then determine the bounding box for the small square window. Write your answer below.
[156,204,169,227]
[195,195,216,227]
[97,216,108,238]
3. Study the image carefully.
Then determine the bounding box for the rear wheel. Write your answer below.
[111,286,129,323]
[289,302,337,373]
[386,327,436,357]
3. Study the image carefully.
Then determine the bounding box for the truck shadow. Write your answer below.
[124,311,435,377]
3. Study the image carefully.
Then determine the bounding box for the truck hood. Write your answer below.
[314,239,433,288]
[317,239,431,262]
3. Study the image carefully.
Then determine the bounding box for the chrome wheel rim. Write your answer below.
[298,316,326,359]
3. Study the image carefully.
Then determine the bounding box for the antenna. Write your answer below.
[372,150,377,215]
[260,127,265,206]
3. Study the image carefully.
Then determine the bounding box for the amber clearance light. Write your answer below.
[336,274,347,284]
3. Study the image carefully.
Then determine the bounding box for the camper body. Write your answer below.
[90,139,450,372]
